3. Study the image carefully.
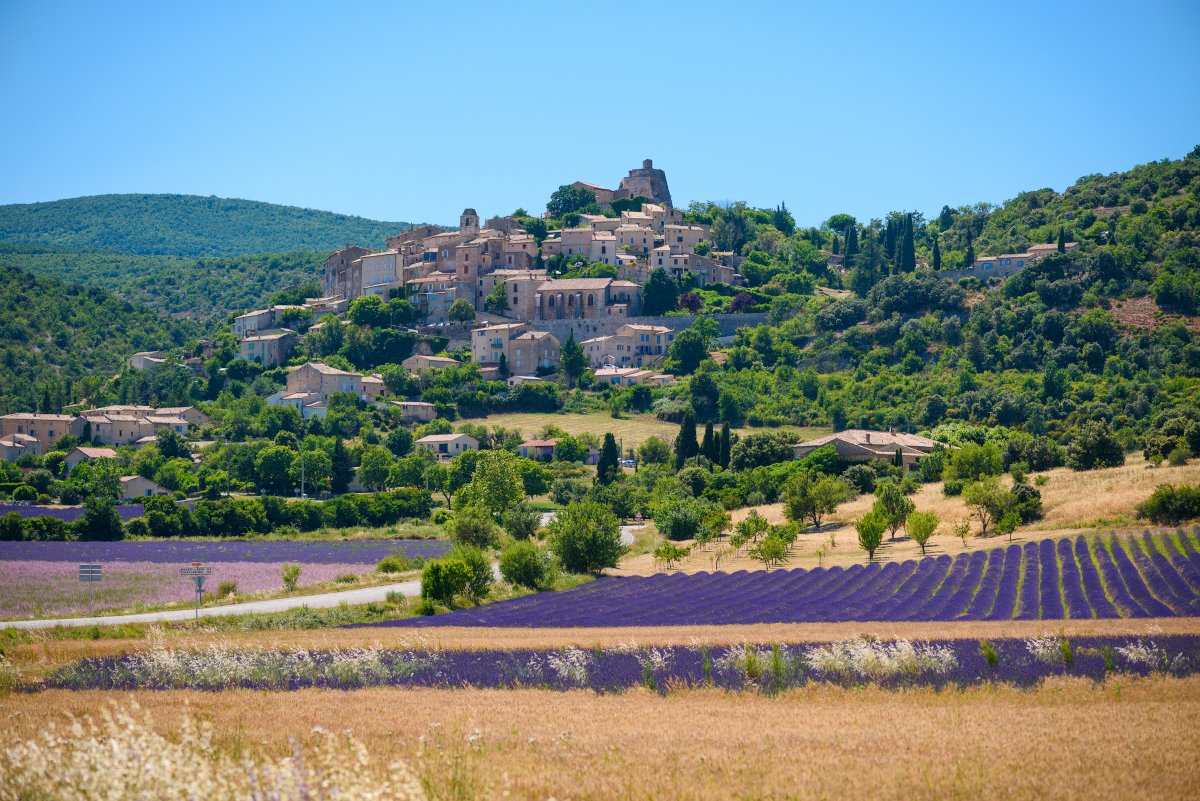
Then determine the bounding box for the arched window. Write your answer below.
[548,296,555,307]
[587,294,594,306]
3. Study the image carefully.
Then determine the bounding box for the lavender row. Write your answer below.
[0,538,450,565]
[41,635,1200,693]
[380,533,1200,628]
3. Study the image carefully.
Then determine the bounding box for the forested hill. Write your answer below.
[0,246,324,323]
[0,264,198,414]
[0,194,409,257]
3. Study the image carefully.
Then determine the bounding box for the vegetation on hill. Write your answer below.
[0,245,325,322]
[0,193,410,257]
[0,264,198,413]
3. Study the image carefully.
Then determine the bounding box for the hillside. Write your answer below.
[0,245,324,322]
[0,194,410,257]
[0,264,198,413]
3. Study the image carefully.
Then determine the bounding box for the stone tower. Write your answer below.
[616,159,672,207]
[459,208,480,235]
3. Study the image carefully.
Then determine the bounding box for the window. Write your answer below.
[588,294,594,306]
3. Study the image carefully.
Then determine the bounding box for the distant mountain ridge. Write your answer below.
[0,193,412,257]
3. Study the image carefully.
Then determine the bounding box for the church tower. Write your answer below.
[460,208,480,235]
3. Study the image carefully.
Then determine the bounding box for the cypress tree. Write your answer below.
[844,225,858,268]
[963,228,975,268]
[674,410,698,469]
[900,213,916,272]
[932,235,941,271]
[831,233,840,255]
[331,436,354,494]
[700,422,716,464]
[718,423,731,469]
[1057,226,1066,253]
[596,432,620,485]
[885,218,897,259]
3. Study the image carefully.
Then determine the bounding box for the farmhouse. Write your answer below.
[415,433,479,457]
[119,475,169,501]
[65,446,118,471]
[792,429,943,471]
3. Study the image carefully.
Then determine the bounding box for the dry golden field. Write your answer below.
[459,410,830,450]
[5,680,1200,801]
[615,458,1200,575]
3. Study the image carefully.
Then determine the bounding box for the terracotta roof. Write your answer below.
[794,429,941,451]
[520,439,558,448]
[0,413,76,421]
[416,434,474,443]
[73,447,117,459]
[537,278,613,291]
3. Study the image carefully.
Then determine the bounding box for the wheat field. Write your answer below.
[4,681,1199,801]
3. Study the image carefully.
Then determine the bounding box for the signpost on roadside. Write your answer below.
[181,563,212,620]
[78,563,102,615]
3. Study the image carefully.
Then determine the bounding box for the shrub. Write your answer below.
[281,563,302,592]
[216,580,238,597]
[499,540,555,590]
[376,554,414,574]
[444,503,500,549]
[1138,484,1200,524]
[11,485,35,502]
[124,518,150,539]
[334,573,358,584]
[501,502,542,541]
[1168,445,1192,466]
[430,508,453,525]
[420,557,470,606]
[654,496,711,541]
[452,546,493,605]
[414,596,438,616]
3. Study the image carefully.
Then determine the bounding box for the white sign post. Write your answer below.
[79,563,102,615]
[181,564,212,620]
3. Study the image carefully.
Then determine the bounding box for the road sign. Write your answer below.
[181,566,212,576]
[191,574,208,591]
[78,564,102,582]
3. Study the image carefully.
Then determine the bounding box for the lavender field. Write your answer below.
[386,532,1200,628]
[0,539,449,619]
[40,635,1200,693]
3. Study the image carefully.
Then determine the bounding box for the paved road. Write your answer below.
[0,578,425,631]
[1,525,640,632]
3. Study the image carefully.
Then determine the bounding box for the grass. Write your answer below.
[616,458,1200,574]
[459,410,830,450]
[6,679,1200,800]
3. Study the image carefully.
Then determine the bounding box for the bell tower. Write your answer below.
[460,208,479,235]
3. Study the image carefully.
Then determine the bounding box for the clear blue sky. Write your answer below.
[2,0,1198,228]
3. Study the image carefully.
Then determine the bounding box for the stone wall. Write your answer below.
[527,312,766,344]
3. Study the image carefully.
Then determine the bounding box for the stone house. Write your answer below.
[65,446,117,471]
[415,433,479,458]
[791,429,943,471]
[239,329,297,367]
[388,401,437,423]
[475,269,548,320]
[593,367,674,387]
[581,323,674,367]
[402,354,461,372]
[664,223,710,254]
[470,322,560,373]
[518,439,558,461]
[120,475,169,501]
[0,414,87,456]
[129,351,166,370]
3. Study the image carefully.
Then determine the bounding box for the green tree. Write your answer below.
[963,477,1006,537]
[932,235,941,271]
[667,326,711,375]
[254,445,296,494]
[783,472,854,529]
[856,511,887,561]
[547,500,624,574]
[547,184,598,218]
[641,268,679,316]
[637,436,672,465]
[674,410,699,469]
[907,511,939,555]
[357,445,394,491]
[458,449,525,519]
[700,422,717,463]
[873,482,915,539]
[484,282,509,314]
[451,545,493,605]
[331,437,354,494]
[560,330,586,388]
[289,448,331,497]
[595,432,620,485]
[76,496,124,541]
[348,295,389,327]
[447,298,476,323]
[749,535,788,570]
[1057,225,1067,253]
[1066,420,1126,471]
[718,423,732,469]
